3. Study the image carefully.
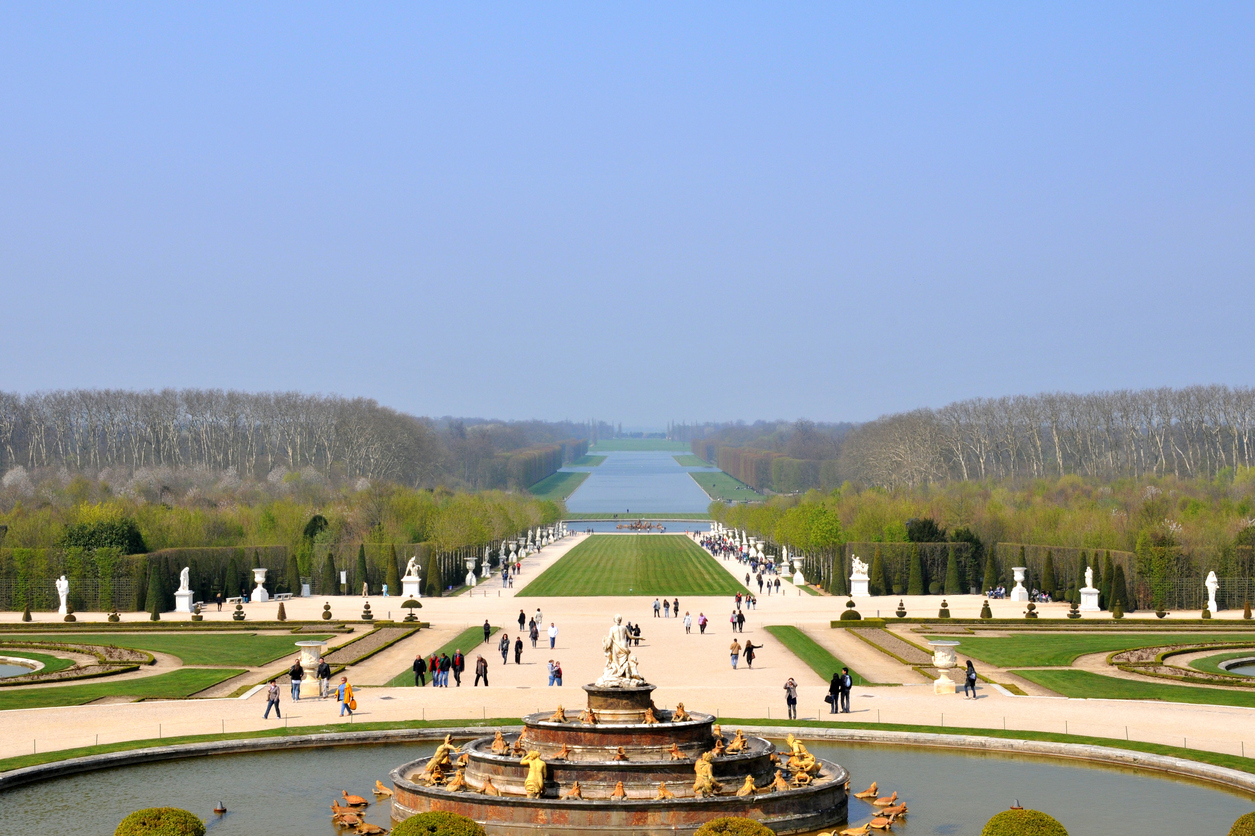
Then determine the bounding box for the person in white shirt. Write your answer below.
[547,622,558,649]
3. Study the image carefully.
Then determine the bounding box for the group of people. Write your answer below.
[729,638,760,669]
[651,597,681,618]
[412,650,465,687]
[264,655,353,719]
[516,609,559,649]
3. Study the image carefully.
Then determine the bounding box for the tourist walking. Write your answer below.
[633,623,641,645]
[535,608,543,628]
[827,672,841,714]
[839,667,853,713]
[514,636,523,664]
[483,619,492,644]
[552,660,563,686]
[452,649,465,686]
[683,611,692,633]
[263,680,281,719]
[964,659,978,699]
[729,611,737,633]
[730,638,741,669]
[743,641,758,669]
[474,655,489,687]
[518,609,526,630]
[653,598,661,617]
[698,612,707,634]
[783,677,798,720]
[673,598,679,617]
[412,653,427,687]
[338,676,355,716]
[428,652,440,685]
[736,611,746,633]
[317,657,332,699]
[288,658,304,700]
[499,633,510,664]
[215,591,223,612]
[548,622,558,649]
[439,653,453,687]
[663,599,670,618]
[529,620,539,648]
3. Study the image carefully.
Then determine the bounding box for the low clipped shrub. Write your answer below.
[21,606,31,622]
[115,807,205,836]
[981,808,1068,836]
[1024,603,1038,619]
[1229,811,1255,835]
[694,817,777,836]
[980,600,992,619]
[393,811,487,836]
[839,598,861,621]
[1111,602,1124,620]
[1202,607,1213,620]
[277,602,287,622]
[938,599,951,619]
[896,599,907,618]
[322,602,333,621]
[1244,600,1252,620]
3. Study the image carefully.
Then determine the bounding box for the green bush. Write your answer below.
[981,809,1068,836]
[393,811,487,836]
[115,807,205,836]
[64,518,147,555]
[980,600,993,619]
[694,817,777,836]
[840,598,861,620]
[938,599,951,618]
[1229,812,1255,835]
[1202,607,1213,619]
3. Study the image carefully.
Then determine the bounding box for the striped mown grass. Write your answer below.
[517,535,747,597]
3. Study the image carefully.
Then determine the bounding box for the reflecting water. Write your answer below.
[0,664,33,678]
[5,738,1252,835]
[1229,663,1255,677]
[564,451,717,514]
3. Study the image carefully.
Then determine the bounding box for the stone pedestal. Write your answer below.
[581,683,658,724]
[251,568,269,603]
[174,590,194,614]
[1010,567,1028,602]
[933,672,957,695]
[849,577,869,598]
[1079,587,1101,612]
[296,639,328,699]
[402,576,422,599]
[929,640,960,669]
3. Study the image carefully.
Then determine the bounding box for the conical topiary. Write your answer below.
[980,599,993,619]
[277,602,287,622]
[895,599,907,618]
[21,605,31,622]
[149,596,161,621]
[907,544,924,595]
[322,602,333,621]
[869,547,885,596]
[361,601,374,621]
[938,599,951,619]
[1201,607,1212,619]
[944,546,961,596]
[1244,600,1252,620]
[321,553,338,596]
[232,602,246,622]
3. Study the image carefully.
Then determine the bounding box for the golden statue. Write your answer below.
[712,738,725,757]
[490,731,508,755]
[425,734,457,776]
[667,742,684,760]
[421,764,446,786]
[455,753,469,768]
[785,733,819,775]
[611,781,627,800]
[692,752,723,797]
[656,782,675,800]
[552,743,571,761]
[613,746,628,761]
[562,781,583,800]
[578,708,599,724]
[511,734,527,757]
[549,705,566,722]
[711,724,724,742]
[770,769,790,792]
[735,775,757,796]
[673,702,691,722]
[520,750,546,798]
[482,777,502,796]
[643,706,659,724]
[726,729,748,754]
[445,768,469,792]
[791,770,814,788]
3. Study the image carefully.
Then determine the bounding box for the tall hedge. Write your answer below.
[321,553,338,595]
[869,547,886,596]
[355,544,369,594]
[1041,550,1057,597]
[386,544,402,595]
[944,545,962,595]
[422,543,442,598]
[284,553,301,595]
[907,544,924,595]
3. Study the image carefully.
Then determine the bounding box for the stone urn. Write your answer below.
[251,567,269,603]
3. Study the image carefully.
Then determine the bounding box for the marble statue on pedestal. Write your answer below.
[175,566,195,613]
[595,614,645,688]
[1206,570,1219,613]
[849,555,870,598]
[1079,565,1100,612]
[55,575,69,615]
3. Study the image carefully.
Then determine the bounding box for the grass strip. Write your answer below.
[382,627,499,687]
[588,439,690,451]
[689,471,764,502]
[0,668,244,710]
[9,633,330,668]
[938,633,1255,668]
[567,455,607,467]
[1189,650,1255,676]
[672,454,709,467]
[0,649,77,674]
[518,535,746,597]
[527,471,590,502]
[764,625,869,686]
[4,716,1251,782]
[1013,668,1255,707]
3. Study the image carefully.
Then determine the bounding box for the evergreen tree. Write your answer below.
[982,550,1000,592]
[878,552,893,597]
[252,550,261,570]
[907,543,924,595]
[1041,550,1057,598]
[1102,552,1114,609]
[386,543,402,595]
[1092,554,1105,609]
[285,553,301,596]
[1112,564,1131,611]
[1076,551,1088,591]
[869,547,885,596]
[423,545,443,598]
[944,545,962,595]
[355,544,369,595]
[321,553,338,596]
[145,560,165,615]
[829,554,848,596]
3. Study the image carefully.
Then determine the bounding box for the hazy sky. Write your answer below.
[2,4,1252,428]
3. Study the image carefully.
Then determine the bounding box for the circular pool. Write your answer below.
[1227,662,1255,677]
[2,737,1251,835]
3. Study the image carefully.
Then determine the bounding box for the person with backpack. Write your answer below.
[964,659,978,699]
[838,667,853,713]
[288,657,304,701]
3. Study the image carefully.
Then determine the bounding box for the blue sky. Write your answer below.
[2,4,1252,427]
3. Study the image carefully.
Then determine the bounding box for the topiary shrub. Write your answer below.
[694,817,777,836]
[362,602,374,621]
[1244,600,1252,620]
[839,598,861,621]
[21,605,31,622]
[108,609,120,623]
[277,602,287,622]
[64,601,76,623]
[896,599,907,618]
[928,581,942,595]
[1111,602,1124,620]
[1229,811,1255,836]
[1202,607,1212,619]
[981,808,1068,836]
[1024,603,1038,619]
[392,811,487,836]
[938,599,951,619]
[980,600,992,619]
[322,602,333,621]
[1066,601,1081,619]
[115,806,205,836]
[232,603,246,622]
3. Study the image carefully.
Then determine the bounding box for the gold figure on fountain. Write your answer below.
[490,731,508,755]
[673,702,691,721]
[656,782,675,800]
[785,733,820,775]
[520,750,546,798]
[692,752,723,797]
[562,781,583,800]
[770,770,790,792]
[549,705,567,722]
[725,729,748,753]
[735,775,757,796]
[643,706,659,724]
[613,746,629,761]
[445,768,469,792]
[552,743,571,761]
[667,742,684,760]
[578,708,598,724]
[611,781,627,800]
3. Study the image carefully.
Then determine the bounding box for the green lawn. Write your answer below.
[1188,649,1255,676]
[517,535,748,597]
[383,626,499,687]
[0,649,77,674]
[0,668,244,710]
[9,633,330,667]
[589,439,690,452]
[561,513,711,521]
[527,471,590,502]
[689,471,764,502]
[672,454,709,467]
[568,455,607,467]
[1012,668,1255,707]
[764,625,868,685]
[934,633,1255,668]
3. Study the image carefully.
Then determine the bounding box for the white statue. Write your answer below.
[850,556,869,580]
[55,575,69,615]
[178,566,191,593]
[404,556,420,578]
[595,614,642,687]
[1084,566,1094,590]
[1206,570,1219,613]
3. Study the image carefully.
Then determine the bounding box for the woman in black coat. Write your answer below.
[514,637,524,664]
[828,672,841,713]
[964,659,978,698]
[743,641,758,669]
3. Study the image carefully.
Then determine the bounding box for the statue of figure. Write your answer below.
[424,735,457,777]
[1084,566,1094,589]
[692,752,722,797]
[404,556,420,579]
[1206,570,1220,612]
[178,566,191,592]
[490,730,508,754]
[785,733,819,775]
[595,614,640,687]
[55,575,69,614]
[520,750,546,798]
[850,556,869,579]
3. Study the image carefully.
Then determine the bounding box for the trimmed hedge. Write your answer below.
[115,807,205,836]
[981,809,1068,836]
[393,811,487,836]
[694,817,777,836]
[1230,812,1255,836]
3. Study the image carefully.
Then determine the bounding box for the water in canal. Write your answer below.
[563,451,717,514]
